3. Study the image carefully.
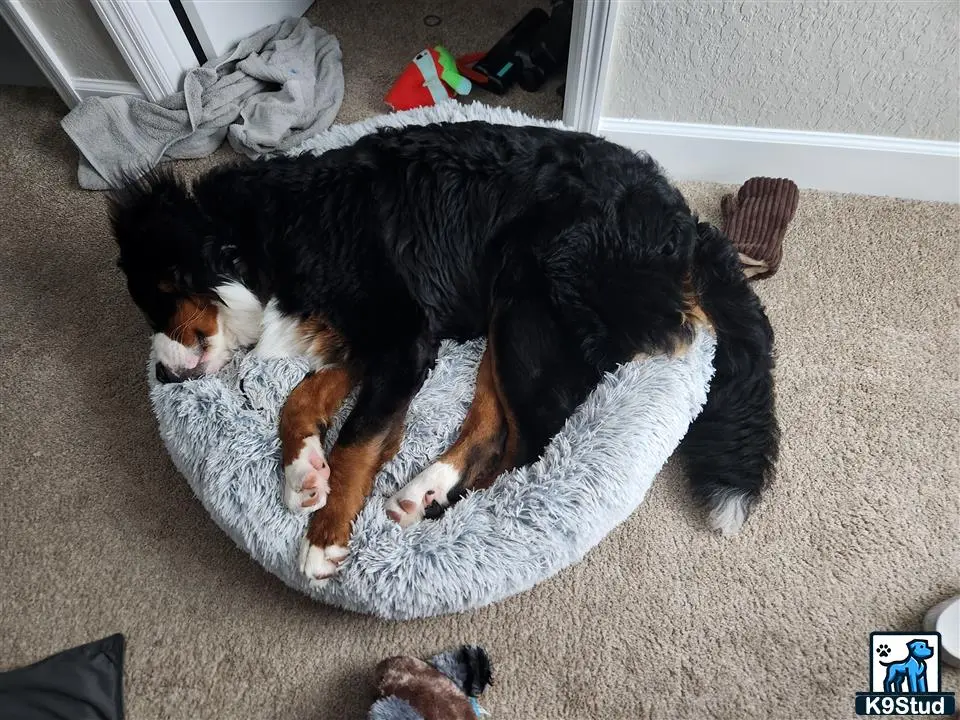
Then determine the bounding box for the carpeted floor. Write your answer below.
[0,79,957,720]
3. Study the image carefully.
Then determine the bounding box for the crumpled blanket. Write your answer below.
[61,17,343,190]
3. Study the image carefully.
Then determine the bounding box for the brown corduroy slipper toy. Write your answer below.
[721,177,799,280]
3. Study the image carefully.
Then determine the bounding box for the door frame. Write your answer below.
[563,0,619,133]
[0,0,180,107]
[91,0,196,102]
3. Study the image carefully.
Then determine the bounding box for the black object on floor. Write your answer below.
[470,7,549,95]
[517,0,574,92]
[0,634,125,720]
[469,1,574,96]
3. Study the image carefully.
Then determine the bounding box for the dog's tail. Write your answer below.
[678,221,779,535]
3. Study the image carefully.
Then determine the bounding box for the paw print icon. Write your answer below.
[876,643,891,658]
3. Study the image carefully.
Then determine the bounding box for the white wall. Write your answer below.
[602,0,959,142]
[19,0,134,82]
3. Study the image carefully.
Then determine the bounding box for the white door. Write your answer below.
[179,0,314,60]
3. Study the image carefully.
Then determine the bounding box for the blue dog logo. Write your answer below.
[856,632,956,716]
[879,639,934,694]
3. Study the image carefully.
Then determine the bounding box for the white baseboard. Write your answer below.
[598,117,960,203]
[74,78,144,100]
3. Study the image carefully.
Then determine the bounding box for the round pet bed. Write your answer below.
[149,103,716,620]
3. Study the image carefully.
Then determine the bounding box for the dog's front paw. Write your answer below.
[283,435,330,514]
[385,462,461,528]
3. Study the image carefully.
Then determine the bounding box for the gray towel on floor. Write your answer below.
[61,17,343,190]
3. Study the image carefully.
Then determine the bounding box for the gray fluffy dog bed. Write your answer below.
[149,103,716,620]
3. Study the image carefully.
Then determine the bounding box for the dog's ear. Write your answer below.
[110,167,213,290]
[108,167,196,245]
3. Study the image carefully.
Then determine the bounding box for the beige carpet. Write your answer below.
[0,79,957,720]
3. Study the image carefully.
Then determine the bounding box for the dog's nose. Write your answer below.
[155,362,184,384]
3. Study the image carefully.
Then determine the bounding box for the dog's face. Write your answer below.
[117,253,250,383]
[907,639,934,660]
[111,173,262,383]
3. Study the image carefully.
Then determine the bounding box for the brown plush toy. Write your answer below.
[369,645,493,719]
[721,177,800,280]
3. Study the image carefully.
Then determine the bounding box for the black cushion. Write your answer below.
[0,634,125,720]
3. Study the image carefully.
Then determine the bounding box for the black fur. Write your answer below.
[111,121,777,530]
[679,222,779,523]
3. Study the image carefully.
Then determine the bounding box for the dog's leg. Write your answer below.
[299,344,435,581]
[906,662,924,694]
[279,367,354,514]
[299,423,398,580]
[385,283,602,532]
[385,344,511,527]
[886,665,910,693]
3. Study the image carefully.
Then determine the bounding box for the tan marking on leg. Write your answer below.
[298,317,349,364]
[305,433,388,548]
[483,331,523,488]
[673,275,716,357]
[280,367,354,467]
[681,275,713,331]
[437,346,507,491]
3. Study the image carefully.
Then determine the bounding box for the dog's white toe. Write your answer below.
[298,538,348,582]
[385,462,461,528]
[283,435,330,515]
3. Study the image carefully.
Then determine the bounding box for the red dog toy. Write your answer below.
[385,46,473,112]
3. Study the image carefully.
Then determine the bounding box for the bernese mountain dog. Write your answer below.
[111,122,778,581]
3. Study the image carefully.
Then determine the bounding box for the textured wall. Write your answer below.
[602,1,959,141]
[20,0,134,81]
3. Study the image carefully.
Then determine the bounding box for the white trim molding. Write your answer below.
[563,0,618,133]
[91,0,196,102]
[74,77,144,100]
[0,0,80,107]
[598,118,960,203]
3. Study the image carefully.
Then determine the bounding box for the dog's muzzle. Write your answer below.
[155,362,202,384]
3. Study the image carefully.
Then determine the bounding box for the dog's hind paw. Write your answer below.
[385,462,460,528]
[298,538,348,583]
